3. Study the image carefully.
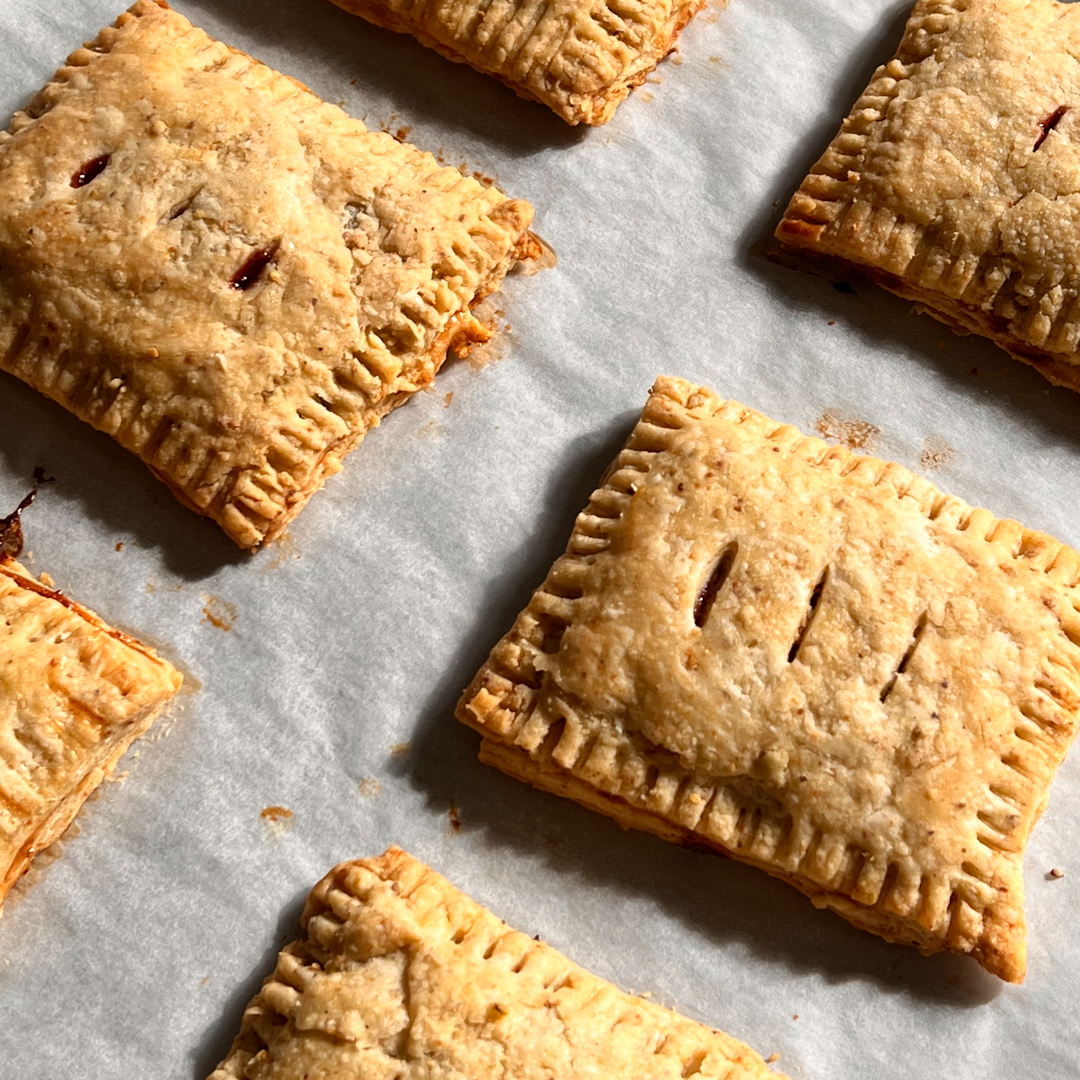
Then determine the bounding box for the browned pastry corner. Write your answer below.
[0,556,182,908]
[459,375,1080,983]
[0,1,537,549]
[777,0,1080,390]
[208,846,785,1079]
[325,0,708,125]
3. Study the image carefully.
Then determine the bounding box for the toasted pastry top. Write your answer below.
[0,1,534,547]
[460,375,1080,982]
[210,846,783,1079]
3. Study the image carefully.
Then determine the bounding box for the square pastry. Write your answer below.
[208,846,783,1079]
[458,376,1080,982]
[0,2,537,549]
[0,555,182,908]
[325,0,707,125]
[776,0,1080,391]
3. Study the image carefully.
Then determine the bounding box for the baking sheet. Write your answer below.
[0,1,1077,1076]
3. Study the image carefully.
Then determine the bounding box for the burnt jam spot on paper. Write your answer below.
[0,489,37,558]
[71,154,110,188]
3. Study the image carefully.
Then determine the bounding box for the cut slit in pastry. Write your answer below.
[458,375,1080,983]
[324,0,709,126]
[0,556,182,909]
[0,1,537,550]
[207,846,785,1080]
[777,0,1080,392]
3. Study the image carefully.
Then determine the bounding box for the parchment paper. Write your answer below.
[0,2,1077,1077]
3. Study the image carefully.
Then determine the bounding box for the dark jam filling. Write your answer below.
[71,154,111,188]
[1034,106,1068,152]
[231,242,280,291]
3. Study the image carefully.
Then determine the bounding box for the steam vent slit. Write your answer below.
[694,541,738,628]
[1034,105,1068,152]
[788,565,829,663]
[71,154,110,188]
[231,241,280,291]
[880,611,929,702]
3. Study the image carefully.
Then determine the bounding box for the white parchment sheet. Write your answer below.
[0,1,1077,1076]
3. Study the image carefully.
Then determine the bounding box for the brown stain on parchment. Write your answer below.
[390,741,412,758]
[920,436,957,472]
[814,411,880,452]
[263,530,300,571]
[260,806,294,837]
[201,595,236,631]
[358,778,382,799]
[3,825,79,914]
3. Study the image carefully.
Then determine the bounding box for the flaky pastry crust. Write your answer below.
[777,0,1080,390]
[325,0,707,125]
[0,557,181,908]
[208,847,783,1080]
[0,2,536,548]
[458,376,1080,983]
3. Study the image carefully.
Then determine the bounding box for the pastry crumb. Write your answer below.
[358,778,382,799]
[1049,867,1065,879]
[448,802,462,832]
[766,1053,781,1064]
[443,391,454,408]
[390,741,412,757]
[38,572,55,588]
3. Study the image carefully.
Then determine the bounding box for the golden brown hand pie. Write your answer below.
[777,0,1080,391]
[0,1,536,549]
[0,556,181,908]
[458,375,1080,983]
[208,846,784,1080]
[325,0,707,125]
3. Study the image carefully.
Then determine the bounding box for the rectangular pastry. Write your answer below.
[0,556,182,908]
[458,375,1080,983]
[208,846,784,1079]
[0,2,537,549]
[777,0,1080,391]
[325,0,707,125]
